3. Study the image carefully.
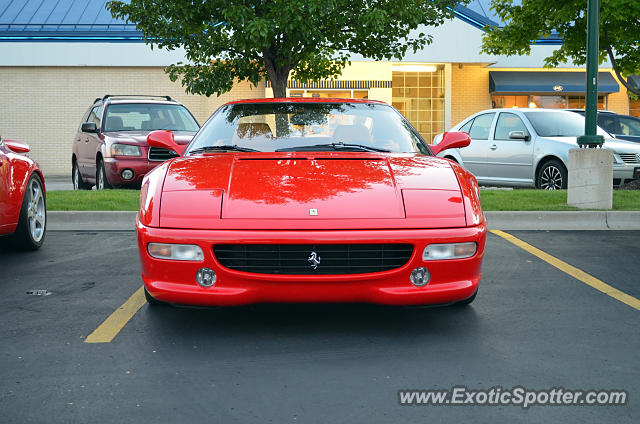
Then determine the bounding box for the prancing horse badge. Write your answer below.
[309,208,318,216]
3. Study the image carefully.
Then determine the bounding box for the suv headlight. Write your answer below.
[422,242,477,260]
[111,143,141,156]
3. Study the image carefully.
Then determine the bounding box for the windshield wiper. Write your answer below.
[277,142,391,153]
[189,145,259,154]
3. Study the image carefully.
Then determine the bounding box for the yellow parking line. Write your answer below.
[491,230,640,311]
[85,286,146,343]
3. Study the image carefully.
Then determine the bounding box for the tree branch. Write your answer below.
[604,28,640,96]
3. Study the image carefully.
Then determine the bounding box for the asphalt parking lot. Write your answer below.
[1,230,638,423]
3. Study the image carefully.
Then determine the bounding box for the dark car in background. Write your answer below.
[568,109,640,143]
[71,95,200,190]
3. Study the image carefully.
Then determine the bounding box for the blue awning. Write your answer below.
[489,71,619,94]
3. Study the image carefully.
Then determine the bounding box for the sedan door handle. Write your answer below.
[84,138,89,143]
[489,144,497,150]
[76,138,81,142]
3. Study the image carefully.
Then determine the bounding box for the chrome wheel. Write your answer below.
[26,178,45,242]
[540,165,563,190]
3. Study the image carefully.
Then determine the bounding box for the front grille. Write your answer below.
[148,147,179,162]
[619,153,640,164]
[214,244,414,275]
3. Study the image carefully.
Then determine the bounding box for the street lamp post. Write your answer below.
[577,0,604,147]
[568,0,612,209]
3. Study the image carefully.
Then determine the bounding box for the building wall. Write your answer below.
[0,67,264,176]
[450,64,491,127]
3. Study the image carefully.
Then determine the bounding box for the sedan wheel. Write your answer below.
[537,160,567,190]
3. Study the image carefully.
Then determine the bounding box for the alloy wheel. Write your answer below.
[26,178,45,242]
[540,166,563,190]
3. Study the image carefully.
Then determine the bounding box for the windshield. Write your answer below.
[103,103,199,132]
[186,102,429,154]
[524,111,609,137]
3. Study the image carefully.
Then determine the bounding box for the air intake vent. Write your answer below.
[214,244,413,275]
[148,147,179,162]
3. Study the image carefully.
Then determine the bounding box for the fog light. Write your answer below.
[410,267,430,287]
[196,268,216,287]
[422,242,477,260]
[148,243,204,261]
[121,169,134,180]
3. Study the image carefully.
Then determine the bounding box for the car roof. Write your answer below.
[224,97,388,106]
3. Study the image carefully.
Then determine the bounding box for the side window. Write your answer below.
[598,115,618,134]
[468,113,495,140]
[459,119,473,134]
[86,106,101,127]
[618,117,640,136]
[494,113,529,140]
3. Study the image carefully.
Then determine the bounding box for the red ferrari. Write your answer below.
[0,137,47,250]
[137,99,486,307]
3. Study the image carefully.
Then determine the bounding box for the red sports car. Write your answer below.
[137,99,486,307]
[0,137,47,250]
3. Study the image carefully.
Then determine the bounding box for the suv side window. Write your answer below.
[618,116,640,136]
[598,115,619,134]
[87,106,103,128]
[468,113,495,140]
[494,113,529,140]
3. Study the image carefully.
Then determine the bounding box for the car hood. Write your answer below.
[158,153,468,230]
[104,131,195,146]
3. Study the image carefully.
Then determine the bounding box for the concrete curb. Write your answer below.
[48,210,640,231]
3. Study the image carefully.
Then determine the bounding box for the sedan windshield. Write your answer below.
[187,102,429,154]
[103,103,199,132]
[524,111,609,137]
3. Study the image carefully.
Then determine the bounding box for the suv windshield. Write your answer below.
[103,103,199,132]
[524,111,609,137]
[187,102,429,154]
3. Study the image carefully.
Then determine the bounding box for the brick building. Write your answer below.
[0,0,638,176]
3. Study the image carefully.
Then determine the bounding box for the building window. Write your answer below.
[630,98,640,118]
[392,65,445,143]
[492,94,605,109]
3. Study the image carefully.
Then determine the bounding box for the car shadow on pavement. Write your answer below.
[135,302,482,357]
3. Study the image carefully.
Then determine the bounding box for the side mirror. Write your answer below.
[509,131,530,141]
[82,122,98,133]
[147,130,182,156]
[4,140,30,153]
[430,131,471,156]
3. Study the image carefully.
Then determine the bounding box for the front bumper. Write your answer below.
[137,221,487,306]
[103,157,161,186]
[613,163,640,184]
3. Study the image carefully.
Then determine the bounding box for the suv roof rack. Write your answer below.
[101,95,174,102]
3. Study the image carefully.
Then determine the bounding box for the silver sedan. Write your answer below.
[434,108,640,189]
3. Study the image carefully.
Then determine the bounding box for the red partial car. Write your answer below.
[0,137,47,250]
[136,99,486,307]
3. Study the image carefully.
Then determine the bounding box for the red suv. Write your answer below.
[72,95,199,189]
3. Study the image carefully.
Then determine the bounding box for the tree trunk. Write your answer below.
[262,53,291,136]
[603,29,640,96]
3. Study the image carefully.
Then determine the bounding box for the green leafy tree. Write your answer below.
[481,0,640,95]
[107,0,459,98]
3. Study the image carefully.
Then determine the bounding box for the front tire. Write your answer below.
[72,161,92,190]
[96,159,112,190]
[13,173,46,250]
[144,287,164,306]
[455,289,477,306]
[536,159,567,190]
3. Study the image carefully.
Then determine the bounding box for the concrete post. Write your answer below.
[567,148,613,209]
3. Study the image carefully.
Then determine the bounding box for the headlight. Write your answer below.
[148,243,204,261]
[111,143,141,156]
[422,242,477,260]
